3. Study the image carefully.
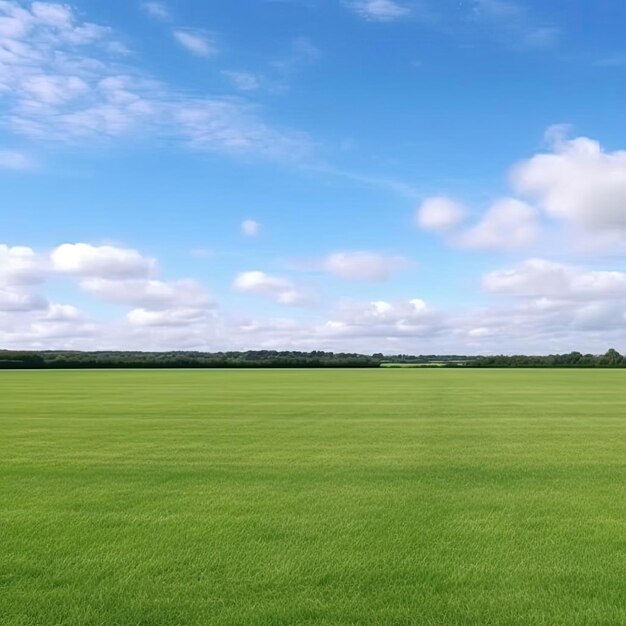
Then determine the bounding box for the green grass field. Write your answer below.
[2,369,625,626]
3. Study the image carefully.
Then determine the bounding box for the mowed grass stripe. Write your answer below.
[1,369,625,626]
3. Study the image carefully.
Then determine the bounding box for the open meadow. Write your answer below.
[1,369,625,626]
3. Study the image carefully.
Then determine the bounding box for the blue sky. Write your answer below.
[2,0,626,354]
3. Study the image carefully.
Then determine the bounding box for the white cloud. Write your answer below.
[0,239,218,348]
[457,198,539,249]
[127,307,209,327]
[0,299,97,349]
[0,2,309,159]
[0,2,149,139]
[174,100,310,158]
[81,277,213,310]
[48,244,215,333]
[347,0,411,22]
[7,233,626,354]
[30,304,95,340]
[71,254,215,330]
[222,70,260,91]
[30,2,73,28]
[512,134,626,234]
[0,243,216,348]
[321,297,443,339]
[484,259,626,300]
[473,0,559,49]
[420,129,626,251]
[0,149,35,170]
[417,195,539,251]
[21,73,89,104]
[0,245,49,320]
[271,37,321,79]
[44,303,84,321]
[141,1,170,21]
[323,251,408,281]
[290,37,321,63]
[0,287,47,312]
[417,196,466,232]
[172,29,217,57]
[241,219,261,237]
[0,245,45,285]
[469,258,626,345]
[233,271,309,305]
[51,243,157,279]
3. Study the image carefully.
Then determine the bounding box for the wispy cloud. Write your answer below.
[472,0,560,49]
[221,70,261,91]
[305,163,422,199]
[172,28,218,57]
[0,150,35,170]
[272,37,321,78]
[141,1,171,22]
[594,54,626,68]
[0,2,311,160]
[346,0,412,22]
[174,100,311,158]
[241,220,261,237]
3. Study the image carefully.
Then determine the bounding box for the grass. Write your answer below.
[1,369,625,626]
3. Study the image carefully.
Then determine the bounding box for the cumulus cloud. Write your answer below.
[233,271,309,305]
[0,288,47,312]
[44,303,84,321]
[51,243,157,278]
[59,247,216,329]
[323,251,408,281]
[241,219,260,237]
[0,301,96,349]
[457,198,539,249]
[420,129,626,251]
[0,245,46,285]
[0,245,49,320]
[81,277,213,310]
[0,240,218,349]
[469,258,626,344]
[484,258,626,300]
[172,29,217,57]
[320,298,445,342]
[347,0,411,22]
[417,197,466,232]
[417,195,538,250]
[6,234,626,354]
[512,134,626,234]
[127,306,210,327]
[30,306,95,340]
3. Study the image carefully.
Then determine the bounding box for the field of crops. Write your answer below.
[2,369,625,625]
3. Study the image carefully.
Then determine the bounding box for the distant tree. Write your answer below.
[600,348,624,367]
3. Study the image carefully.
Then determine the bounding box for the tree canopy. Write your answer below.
[0,349,625,369]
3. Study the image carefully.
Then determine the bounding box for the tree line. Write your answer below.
[0,350,382,369]
[467,349,626,368]
[0,349,625,369]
